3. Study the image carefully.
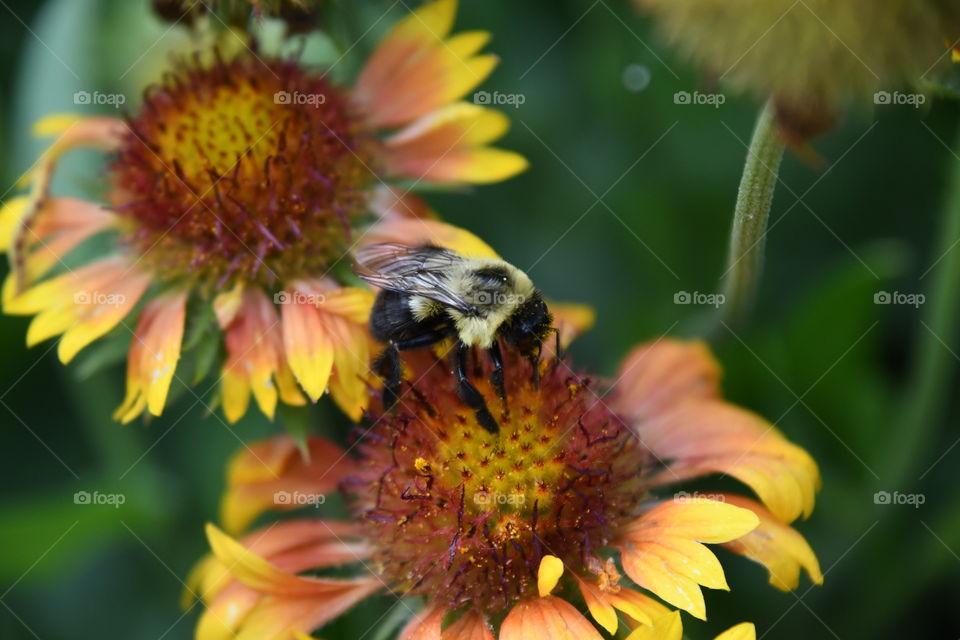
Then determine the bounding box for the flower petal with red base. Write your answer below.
[114,290,188,422]
[617,499,759,620]
[719,494,823,591]
[501,596,604,640]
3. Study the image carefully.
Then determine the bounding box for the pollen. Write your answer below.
[109,53,375,291]
[346,350,654,611]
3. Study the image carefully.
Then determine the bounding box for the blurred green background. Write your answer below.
[1,1,959,638]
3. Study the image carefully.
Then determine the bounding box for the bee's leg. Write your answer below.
[454,342,499,434]
[377,330,449,412]
[374,344,402,412]
[488,341,506,403]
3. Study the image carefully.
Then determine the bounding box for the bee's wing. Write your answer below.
[354,243,476,313]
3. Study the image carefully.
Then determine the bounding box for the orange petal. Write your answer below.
[612,339,720,421]
[114,290,187,423]
[368,184,438,221]
[719,494,823,591]
[618,499,759,620]
[399,603,445,640]
[221,435,355,534]
[442,610,493,640]
[500,596,603,640]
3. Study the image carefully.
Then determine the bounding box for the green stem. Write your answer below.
[720,100,786,327]
[884,125,960,484]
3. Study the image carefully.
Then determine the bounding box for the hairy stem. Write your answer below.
[720,100,786,326]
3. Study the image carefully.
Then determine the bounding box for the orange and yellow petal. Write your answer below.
[500,596,603,640]
[114,290,188,423]
[361,218,498,259]
[220,435,356,534]
[382,103,527,184]
[281,281,376,420]
[4,256,151,362]
[613,340,819,523]
[719,494,823,591]
[617,499,759,620]
[218,286,305,423]
[639,400,820,523]
[354,0,498,129]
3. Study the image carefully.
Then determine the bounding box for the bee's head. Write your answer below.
[500,291,552,358]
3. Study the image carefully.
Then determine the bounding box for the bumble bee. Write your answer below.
[354,243,553,434]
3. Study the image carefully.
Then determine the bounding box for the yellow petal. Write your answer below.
[222,370,251,424]
[577,580,619,635]
[0,196,29,252]
[720,494,823,591]
[445,147,528,184]
[361,218,499,259]
[619,500,759,619]
[538,555,564,597]
[33,113,84,137]
[625,611,683,640]
[714,623,756,640]
[446,30,492,58]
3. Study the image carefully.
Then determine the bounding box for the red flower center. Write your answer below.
[109,54,376,290]
[345,350,653,612]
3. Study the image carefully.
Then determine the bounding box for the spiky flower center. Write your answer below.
[346,350,653,612]
[110,54,375,291]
